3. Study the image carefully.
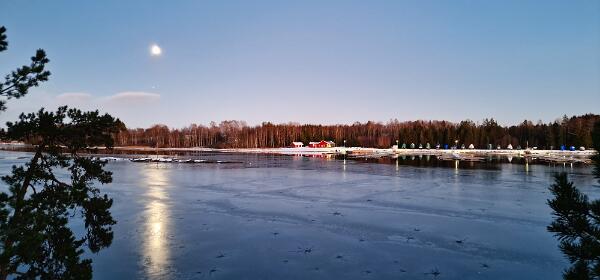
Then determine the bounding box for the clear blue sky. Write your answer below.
[1,0,598,128]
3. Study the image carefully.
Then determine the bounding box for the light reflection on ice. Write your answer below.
[454,159,459,171]
[141,164,171,277]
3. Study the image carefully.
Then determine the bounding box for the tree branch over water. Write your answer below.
[0,25,124,280]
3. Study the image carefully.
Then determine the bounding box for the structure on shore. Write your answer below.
[291,142,304,148]
[307,140,335,148]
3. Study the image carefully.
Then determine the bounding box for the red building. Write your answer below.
[308,140,335,148]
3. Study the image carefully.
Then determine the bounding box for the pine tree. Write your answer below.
[0,26,123,279]
[547,120,600,279]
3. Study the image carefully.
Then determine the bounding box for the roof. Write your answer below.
[292,142,304,145]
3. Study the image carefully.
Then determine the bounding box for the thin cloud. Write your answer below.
[102,92,160,103]
[56,92,92,102]
[2,90,163,128]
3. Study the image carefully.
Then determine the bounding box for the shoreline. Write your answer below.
[1,143,596,164]
[111,145,596,155]
[110,146,595,163]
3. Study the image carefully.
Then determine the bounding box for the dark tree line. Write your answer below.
[115,114,600,149]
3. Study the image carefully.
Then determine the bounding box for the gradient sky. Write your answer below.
[1,0,599,128]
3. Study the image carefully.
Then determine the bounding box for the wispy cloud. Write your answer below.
[55,91,160,104]
[102,91,160,103]
[2,90,163,128]
[56,92,93,102]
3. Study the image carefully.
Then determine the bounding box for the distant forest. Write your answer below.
[114,114,600,149]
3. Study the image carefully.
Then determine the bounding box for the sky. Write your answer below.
[0,0,599,128]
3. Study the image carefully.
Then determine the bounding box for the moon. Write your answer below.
[150,44,162,56]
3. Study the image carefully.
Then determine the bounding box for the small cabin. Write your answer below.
[291,142,304,148]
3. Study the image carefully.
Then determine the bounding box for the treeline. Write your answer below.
[114,114,600,149]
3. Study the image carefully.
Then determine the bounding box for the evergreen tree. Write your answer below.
[548,120,600,279]
[0,26,123,279]
[0,26,50,112]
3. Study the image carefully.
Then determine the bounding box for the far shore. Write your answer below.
[106,145,595,155]
[110,145,595,162]
[1,142,596,163]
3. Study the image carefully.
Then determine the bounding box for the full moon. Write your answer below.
[150,44,162,56]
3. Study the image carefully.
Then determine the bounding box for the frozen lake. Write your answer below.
[1,151,598,279]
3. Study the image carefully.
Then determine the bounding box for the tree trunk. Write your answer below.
[0,147,43,279]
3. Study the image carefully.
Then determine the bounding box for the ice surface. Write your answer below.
[0,150,598,279]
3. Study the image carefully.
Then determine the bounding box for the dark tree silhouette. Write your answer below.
[0,26,123,279]
[548,121,600,280]
[0,26,50,112]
